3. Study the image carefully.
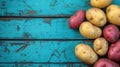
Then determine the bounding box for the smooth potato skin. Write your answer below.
[103,24,119,43]
[94,38,108,56]
[107,5,120,26]
[90,0,112,8]
[108,40,120,61]
[79,22,102,39]
[69,10,85,29]
[94,58,120,67]
[86,8,106,27]
[75,44,98,64]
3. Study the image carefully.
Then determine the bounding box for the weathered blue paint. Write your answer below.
[0,0,120,67]
[0,18,86,39]
[0,0,91,16]
[0,40,93,62]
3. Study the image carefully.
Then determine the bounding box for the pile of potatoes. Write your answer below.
[69,0,120,67]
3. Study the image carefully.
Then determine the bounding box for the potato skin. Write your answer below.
[94,38,108,56]
[108,40,120,61]
[90,0,112,8]
[103,24,119,43]
[86,8,106,27]
[94,58,120,67]
[79,22,102,39]
[107,5,120,26]
[69,10,85,29]
[75,44,98,64]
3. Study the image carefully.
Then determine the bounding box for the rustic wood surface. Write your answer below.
[0,0,120,67]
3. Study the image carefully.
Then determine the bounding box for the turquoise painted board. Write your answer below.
[0,0,120,17]
[0,18,86,39]
[0,40,93,62]
[0,0,91,17]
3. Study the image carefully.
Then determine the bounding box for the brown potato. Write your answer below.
[94,38,108,56]
[90,0,112,8]
[86,8,107,27]
[79,22,102,39]
[75,44,98,64]
[106,5,120,26]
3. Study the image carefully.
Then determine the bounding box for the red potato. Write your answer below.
[94,58,120,67]
[69,10,85,29]
[108,40,120,61]
[103,24,119,43]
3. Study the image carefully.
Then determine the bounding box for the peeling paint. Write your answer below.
[43,18,51,25]
[17,25,20,31]
[4,46,10,53]
[23,33,30,39]
[27,10,36,14]
[16,42,29,52]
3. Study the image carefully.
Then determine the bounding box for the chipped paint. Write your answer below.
[23,33,30,39]
[16,42,29,52]
[43,18,51,25]
[17,25,20,31]
[27,10,36,14]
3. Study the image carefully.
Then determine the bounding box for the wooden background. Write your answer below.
[0,0,120,67]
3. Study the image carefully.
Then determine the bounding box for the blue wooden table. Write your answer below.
[0,0,120,67]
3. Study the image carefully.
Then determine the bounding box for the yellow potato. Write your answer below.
[75,44,98,64]
[86,8,107,27]
[106,5,120,26]
[90,0,112,8]
[94,38,108,56]
[79,22,102,39]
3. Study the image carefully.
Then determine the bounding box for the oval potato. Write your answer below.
[75,44,98,64]
[108,40,120,61]
[90,0,112,8]
[94,38,108,56]
[79,22,102,39]
[86,8,107,27]
[107,5,120,26]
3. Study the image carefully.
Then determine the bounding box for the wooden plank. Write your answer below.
[0,0,91,17]
[0,18,86,39]
[0,40,93,62]
[0,0,120,17]
[0,64,90,67]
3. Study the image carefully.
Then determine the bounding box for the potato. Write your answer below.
[108,40,120,61]
[107,5,120,26]
[94,58,120,67]
[86,8,107,27]
[90,0,112,8]
[94,38,108,56]
[69,10,85,29]
[103,24,119,43]
[75,44,98,64]
[79,22,102,39]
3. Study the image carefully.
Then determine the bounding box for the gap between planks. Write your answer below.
[0,16,70,18]
[0,39,94,41]
[0,62,84,64]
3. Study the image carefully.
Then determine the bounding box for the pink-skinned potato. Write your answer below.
[94,58,120,67]
[108,40,120,61]
[103,24,119,43]
[69,10,85,29]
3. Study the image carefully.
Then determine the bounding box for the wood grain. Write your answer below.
[0,18,86,39]
[0,40,93,62]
